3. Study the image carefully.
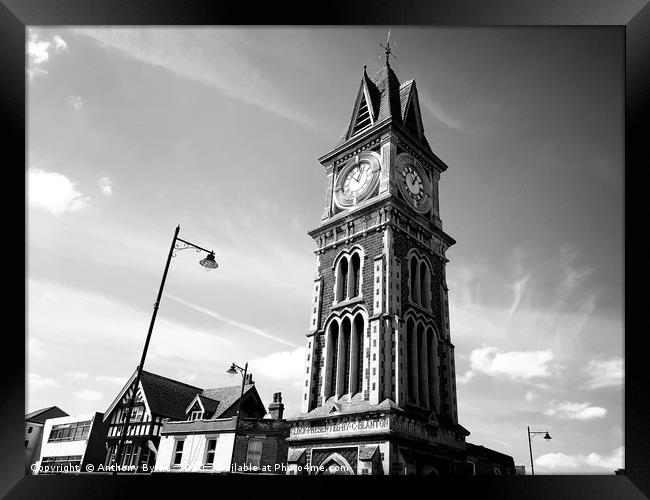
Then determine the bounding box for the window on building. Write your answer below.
[172,440,184,467]
[467,461,476,475]
[48,421,92,442]
[25,440,29,447]
[246,438,263,469]
[189,410,203,421]
[203,438,217,468]
[28,426,33,434]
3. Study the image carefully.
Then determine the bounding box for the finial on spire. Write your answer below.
[379,27,397,66]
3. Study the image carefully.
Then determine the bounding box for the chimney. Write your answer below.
[268,392,284,420]
[244,373,254,385]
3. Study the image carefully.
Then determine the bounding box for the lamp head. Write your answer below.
[226,363,238,377]
[544,432,552,440]
[199,252,219,270]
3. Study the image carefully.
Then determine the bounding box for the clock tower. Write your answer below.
[286,44,513,476]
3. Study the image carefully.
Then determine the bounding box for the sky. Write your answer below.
[26,27,623,474]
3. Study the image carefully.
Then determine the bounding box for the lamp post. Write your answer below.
[112,225,218,474]
[527,426,552,475]
[226,361,248,474]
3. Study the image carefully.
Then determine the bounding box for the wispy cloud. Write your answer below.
[29,373,60,389]
[544,400,607,420]
[65,371,88,380]
[166,293,297,348]
[582,358,623,389]
[469,346,554,380]
[419,91,465,131]
[74,28,312,127]
[28,168,90,215]
[67,94,84,111]
[99,177,113,196]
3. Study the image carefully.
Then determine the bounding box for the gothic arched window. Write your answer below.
[336,257,349,302]
[420,261,431,310]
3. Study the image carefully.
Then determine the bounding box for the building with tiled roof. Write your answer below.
[101,368,266,473]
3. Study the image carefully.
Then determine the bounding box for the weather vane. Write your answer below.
[379,27,397,64]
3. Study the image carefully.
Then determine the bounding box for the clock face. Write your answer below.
[400,165,424,201]
[396,153,431,213]
[342,162,373,198]
[334,152,382,208]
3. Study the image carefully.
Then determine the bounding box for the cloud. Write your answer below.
[28,168,90,215]
[582,358,623,389]
[74,389,104,401]
[419,91,465,131]
[249,347,306,381]
[166,293,298,347]
[67,95,84,111]
[536,447,623,472]
[535,452,580,470]
[469,346,554,380]
[99,177,113,196]
[544,400,607,420]
[29,373,60,388]
[66,371,88,379]
[457,370,475,384]
[585,447,624,470]
[95,375,127,386]
[74,28,312,127]
[27,30,69,79]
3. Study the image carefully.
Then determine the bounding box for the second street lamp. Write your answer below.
[226,361,248,474]
[112,225,218,474]
[527,426,552,475]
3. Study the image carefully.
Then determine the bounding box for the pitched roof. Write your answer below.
[201,384,256,419]
[197,395,219,415]
[138,371,203,420]
[25,406,68,424]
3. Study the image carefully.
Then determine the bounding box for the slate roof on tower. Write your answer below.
[334,60,434,156]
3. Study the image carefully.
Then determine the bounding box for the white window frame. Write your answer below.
[202,436,218,469]
[171,439,185,468]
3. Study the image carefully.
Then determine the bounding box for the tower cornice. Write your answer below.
[318,118,448,172]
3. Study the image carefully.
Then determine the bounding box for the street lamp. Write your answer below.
[226,361,248,474]
[112,225,218,474]
[527,426,552,475]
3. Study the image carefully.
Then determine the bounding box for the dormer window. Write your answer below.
[189,410,203,421]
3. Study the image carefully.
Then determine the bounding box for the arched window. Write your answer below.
[326,322,339,400]
[420,261,431,310]
[410,256,421,305]
[417,322,428,406]
[353,314,364,395]
[336,257,349,302]
[348,252,361,298]
[339,317,351,396]
[406,318,418,403]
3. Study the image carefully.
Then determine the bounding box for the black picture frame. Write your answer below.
[3,1,648,498]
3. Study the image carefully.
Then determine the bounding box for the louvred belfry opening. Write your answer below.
[351,91,372,136]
